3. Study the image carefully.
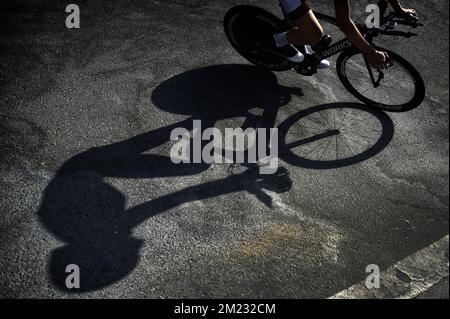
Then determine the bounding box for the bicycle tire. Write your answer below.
[336,47,425,112]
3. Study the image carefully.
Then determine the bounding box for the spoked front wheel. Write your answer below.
[336,47,425,112]
[224,5,293,71]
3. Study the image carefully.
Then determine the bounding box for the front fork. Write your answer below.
[363,56,383,87]
[362,41,394,88]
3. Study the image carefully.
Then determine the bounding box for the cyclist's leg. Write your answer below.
[273,0,311,62]
[287,10,323,46]
[277,0,329,69]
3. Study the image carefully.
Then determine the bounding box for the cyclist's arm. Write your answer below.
[334,0,371,53]
[387,0,418,20]
[387,0,402,12]
[334,0,388,69]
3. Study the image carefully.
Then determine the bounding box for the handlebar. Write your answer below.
[382,12,423,28]
[358,12,423,40]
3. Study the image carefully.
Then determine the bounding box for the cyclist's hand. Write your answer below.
[396,8,419,22]
[366,49,389,69]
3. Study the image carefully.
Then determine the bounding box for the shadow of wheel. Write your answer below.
[278,103,395,169]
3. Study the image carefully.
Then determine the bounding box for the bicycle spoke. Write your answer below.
[341,133,368,148]
[318,137,334,161]
[300,138,332,157]
[340,110,361,129]
[337,110,351,130]
[318,111,333,129]
[339,111,369,130]
[339,135,355,156]
[335,135,339,161]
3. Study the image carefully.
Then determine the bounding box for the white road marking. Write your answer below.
[329,235,449,299]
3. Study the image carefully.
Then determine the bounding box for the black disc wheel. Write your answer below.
[224,5,293,71]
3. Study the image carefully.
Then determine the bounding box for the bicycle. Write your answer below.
[224,1,426,112]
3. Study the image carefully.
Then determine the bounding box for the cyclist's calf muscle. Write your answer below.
[280,0,324,46]
[287,10,323,46]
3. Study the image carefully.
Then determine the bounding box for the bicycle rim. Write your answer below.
[337,48,425,112]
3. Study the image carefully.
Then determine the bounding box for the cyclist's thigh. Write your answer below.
[293,10,323,35]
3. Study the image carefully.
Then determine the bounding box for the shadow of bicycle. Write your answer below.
[38,64,394,292]
[152,64,395,169]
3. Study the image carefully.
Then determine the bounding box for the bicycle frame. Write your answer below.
[224,2,426,112]
[290,11,359,75]
[307,11,365,66]
[284,0,422,76]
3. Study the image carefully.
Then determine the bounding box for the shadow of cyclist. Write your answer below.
[39,64,300,292]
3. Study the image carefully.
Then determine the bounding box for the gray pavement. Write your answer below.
[416,278,449,299]
[0,0,448,298]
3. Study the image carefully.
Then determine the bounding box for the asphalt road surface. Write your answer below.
[0,0,448,298]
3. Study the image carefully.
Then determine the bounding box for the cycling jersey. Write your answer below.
[280,0,311,20]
